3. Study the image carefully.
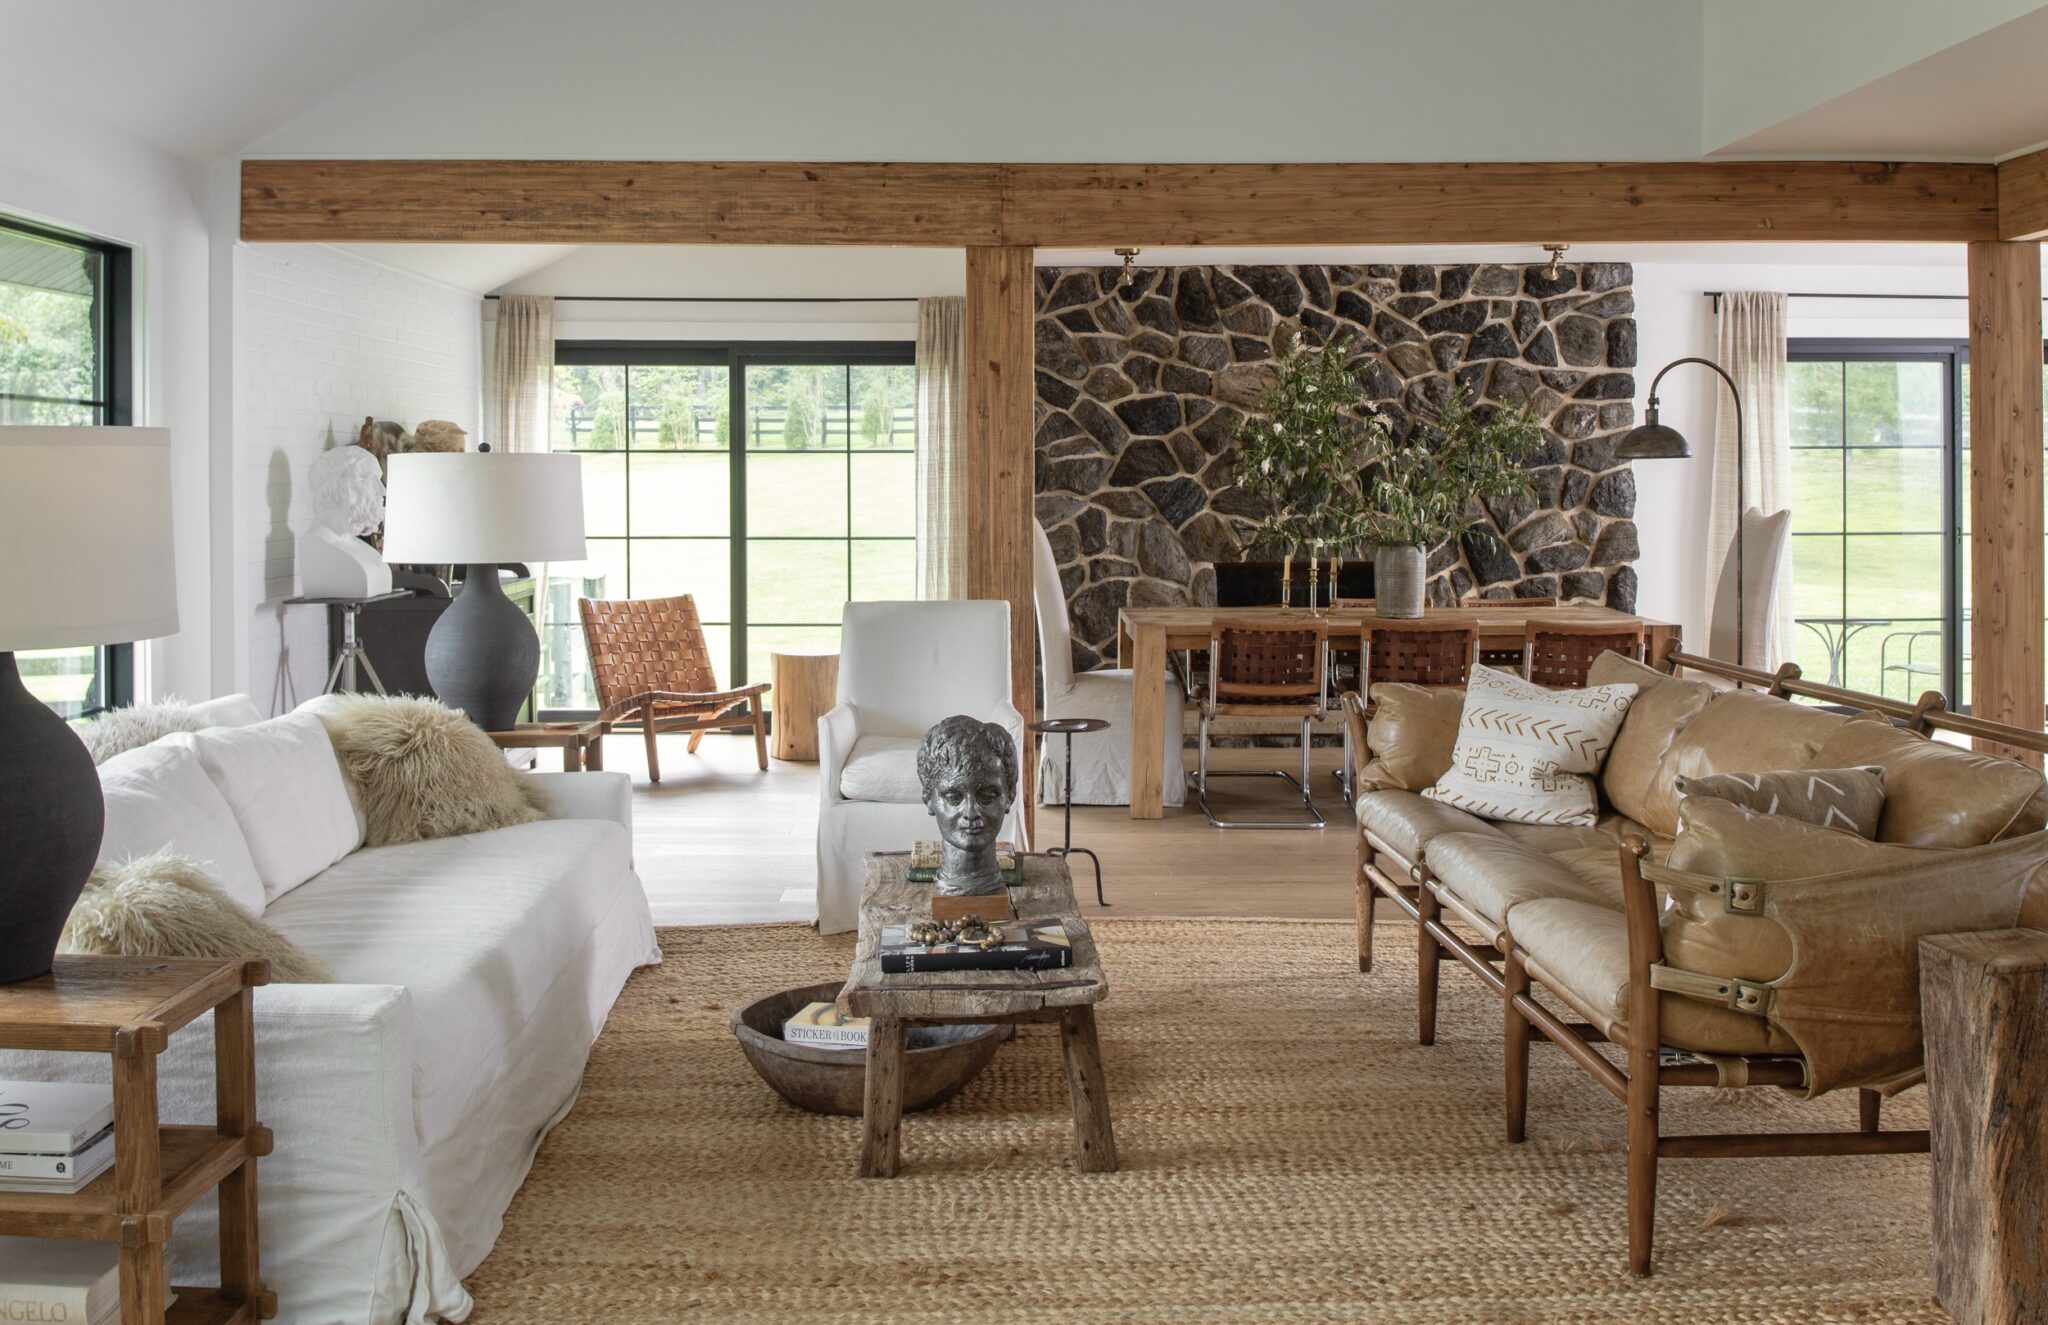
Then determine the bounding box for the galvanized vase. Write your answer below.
[1374,544,1426,618]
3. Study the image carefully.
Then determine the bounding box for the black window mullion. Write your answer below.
[729,349,747,686]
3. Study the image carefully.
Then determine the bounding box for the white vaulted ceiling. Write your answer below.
[6,0,2047,166]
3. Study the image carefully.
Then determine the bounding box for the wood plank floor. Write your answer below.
[593,733,1358,927]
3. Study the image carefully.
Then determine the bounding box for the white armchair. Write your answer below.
[815,600,1025,934]
[1032,521,1186,807]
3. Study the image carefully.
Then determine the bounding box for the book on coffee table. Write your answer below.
[0,1123,114,1192]
[879,920,1074,973]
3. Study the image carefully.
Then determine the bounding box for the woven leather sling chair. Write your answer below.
[1193,618,1328,829]
[578,593,769,782]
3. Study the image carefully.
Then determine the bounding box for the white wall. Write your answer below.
[234,244,481,713]
[1628,257,1968,650]
[0,90,214,702]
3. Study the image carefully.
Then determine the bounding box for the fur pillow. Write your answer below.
[304,694,547,846]
[62,850,330,982]
[76,698,214,765]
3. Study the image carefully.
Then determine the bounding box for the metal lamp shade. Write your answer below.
[0,426,179,650]
[1614,418,1692,461]
[382,451,586,565]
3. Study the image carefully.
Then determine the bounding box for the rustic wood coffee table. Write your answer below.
[839,852,1117,1178]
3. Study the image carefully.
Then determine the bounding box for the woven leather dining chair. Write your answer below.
[579,593,770,782]
[1194,618,1329,829]
[1361,619,1482,688]
[1521,616,1646,688]
[1462,595,1557,670]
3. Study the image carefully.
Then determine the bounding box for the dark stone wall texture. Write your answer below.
[1033,262,1639,669]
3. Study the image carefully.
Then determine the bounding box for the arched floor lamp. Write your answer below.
[1615,357,1745,667]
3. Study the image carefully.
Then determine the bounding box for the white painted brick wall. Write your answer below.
[238,245,480,714]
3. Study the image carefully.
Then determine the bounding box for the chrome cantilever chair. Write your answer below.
[1193,618,1329,829]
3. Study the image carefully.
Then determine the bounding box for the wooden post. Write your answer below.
[1967,241,2045,764]
[1920,929,2048,1325]
[965,245,1039,841]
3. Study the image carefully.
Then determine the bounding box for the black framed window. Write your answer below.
[0,215,134,717]
[1788,338,2048,710]
[541,341,916,718]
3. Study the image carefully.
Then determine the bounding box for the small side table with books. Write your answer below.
[839,851,1117,1179]
[0,956,274,1324]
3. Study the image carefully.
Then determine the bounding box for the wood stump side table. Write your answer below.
[0,955,276,1324]
[770,649,839,762]
[1921,928,2048,1325]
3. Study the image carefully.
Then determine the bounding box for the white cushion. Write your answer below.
[1424,664,1638,827]
[260,817,636,1158]
[838,735,925,803]
[94,742,267,916]
[167,713,363,905]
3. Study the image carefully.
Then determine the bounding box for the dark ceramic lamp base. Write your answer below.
[424,563,540,732]
[0,652,104,983]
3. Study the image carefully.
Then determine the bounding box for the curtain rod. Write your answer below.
[1702,291,1998,302]
[484,294,922,304]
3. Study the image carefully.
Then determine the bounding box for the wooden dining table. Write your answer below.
[1114,603,1681,819]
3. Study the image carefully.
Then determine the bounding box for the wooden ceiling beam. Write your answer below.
[1997,146,2048,242]
[242,158,2001,247]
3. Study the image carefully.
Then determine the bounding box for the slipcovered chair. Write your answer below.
[815,600,1025,935]
[1030,521,1186,807]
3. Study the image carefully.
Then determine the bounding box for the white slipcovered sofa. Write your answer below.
[2,697,660,1323]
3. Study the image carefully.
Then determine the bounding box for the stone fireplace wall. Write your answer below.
[1032,262,1639,670]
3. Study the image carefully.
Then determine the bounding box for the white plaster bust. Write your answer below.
[299,445,393,598]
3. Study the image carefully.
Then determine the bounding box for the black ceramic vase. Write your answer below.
[424,563,540,732]
[0,651,104,983]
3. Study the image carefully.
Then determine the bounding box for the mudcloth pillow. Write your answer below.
[1423,664,1636,826]
[1675,766,1887,839]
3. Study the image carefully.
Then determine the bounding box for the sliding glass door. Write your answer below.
[1788,339,2048,712]
[541,343,915,718]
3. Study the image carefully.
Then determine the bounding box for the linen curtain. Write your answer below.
[490,295,554,454]
[1708,291,1793,669]
[915,296,968,599]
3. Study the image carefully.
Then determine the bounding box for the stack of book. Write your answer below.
[782,1002,871,1050]
[879,919,1074,973]
[0,1238,121,1324]
[0,1081,116,1195]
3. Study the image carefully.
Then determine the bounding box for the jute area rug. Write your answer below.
[465,920,1942,1323]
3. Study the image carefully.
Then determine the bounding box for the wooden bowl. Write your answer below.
[731,981,1005,1117]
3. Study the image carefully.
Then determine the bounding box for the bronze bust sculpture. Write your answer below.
[916,715,1018,897]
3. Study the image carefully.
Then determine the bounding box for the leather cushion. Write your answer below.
[1676,766,1887,839]
[1357,682,1465,792]
[1425,831,1612,938]
[1588,651,1714,835]
[1643,689,1848,835]
[1811,716,2048,848]
[1507,896,1800,1055]
[1354,789,1500,867]
[1492,812,1665,859]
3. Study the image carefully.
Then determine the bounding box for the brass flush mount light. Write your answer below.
[1115,248,1141,290]
[1542,243,1570,278]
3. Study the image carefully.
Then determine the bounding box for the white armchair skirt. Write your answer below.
[1037,668,1186,807]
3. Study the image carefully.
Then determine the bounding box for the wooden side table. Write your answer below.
[486,719,608,771]
[0,955,275,1324]
[769,649,839,762]
[839,853,1115,1179]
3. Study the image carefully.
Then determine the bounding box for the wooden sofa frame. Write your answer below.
[1353,645,2048,1274]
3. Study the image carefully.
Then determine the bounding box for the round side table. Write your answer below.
[1030,716,1111,907]
[770,648,840,762]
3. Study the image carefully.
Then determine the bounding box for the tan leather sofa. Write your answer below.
[1346,650,2048,1275]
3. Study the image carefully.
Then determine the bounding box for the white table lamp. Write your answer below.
[0,426,178,981]
[382,448,585,730]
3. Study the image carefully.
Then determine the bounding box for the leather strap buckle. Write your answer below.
[1722,877,1766,915]
[1649,964,1775,1017]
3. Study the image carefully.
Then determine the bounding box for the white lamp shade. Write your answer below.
[0,426,179,651]
[381,451,586,565]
